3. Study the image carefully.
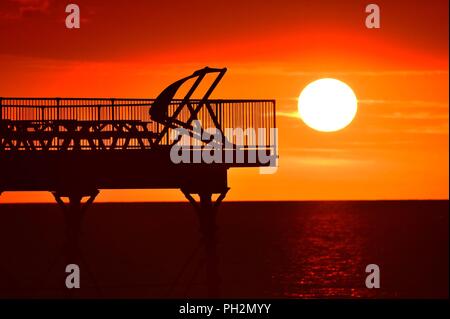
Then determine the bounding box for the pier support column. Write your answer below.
[182,188,229,298]
[51,190,99,270]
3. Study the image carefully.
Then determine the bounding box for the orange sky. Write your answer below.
[0,0,448,202]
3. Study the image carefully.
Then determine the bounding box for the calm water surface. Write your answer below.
[0,201,447,298]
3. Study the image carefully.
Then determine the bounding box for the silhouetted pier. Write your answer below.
[0,67,277,297]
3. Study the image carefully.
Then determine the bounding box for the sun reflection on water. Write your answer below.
[276,203,378,298]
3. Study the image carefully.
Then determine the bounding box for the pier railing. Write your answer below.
[0,98,276,151]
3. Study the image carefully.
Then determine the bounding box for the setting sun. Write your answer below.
[298,78,358,132]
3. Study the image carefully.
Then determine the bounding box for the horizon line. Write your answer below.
[1,199,448,205]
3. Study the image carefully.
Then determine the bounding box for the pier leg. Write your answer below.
[182,188,229,298]
[52,190,99,265]
[51,190,99,294]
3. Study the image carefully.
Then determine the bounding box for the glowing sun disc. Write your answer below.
[298,78,358,132]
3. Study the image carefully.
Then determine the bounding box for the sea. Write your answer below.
[0,200,447,298]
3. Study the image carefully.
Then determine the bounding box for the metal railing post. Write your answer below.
[56,98,60,121]
[111,98,115,121]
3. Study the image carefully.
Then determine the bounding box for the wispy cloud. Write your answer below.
[283,147,352,156]
[277,100,449,121]
[359,99,448,108]
[363,125,448,135]
[371,112,448,120]
[283,70,449,77]
[282,155,374,167]
[14,0,50,13]
[0,0,50,20]
[360,99,449,121]
[233,66,449,77]
[277,111,299,119]
[401,127,449,135]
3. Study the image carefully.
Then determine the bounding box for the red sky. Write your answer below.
[0,0,448,202]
